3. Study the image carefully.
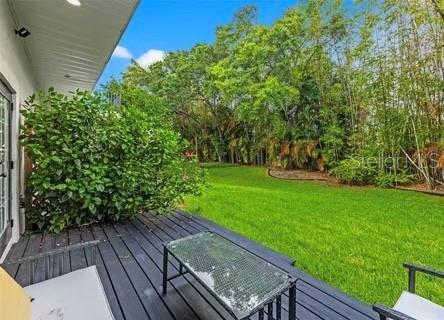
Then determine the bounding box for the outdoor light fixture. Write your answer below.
[15,27,31,38]
[66,0,81,6]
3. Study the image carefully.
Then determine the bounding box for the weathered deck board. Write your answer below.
[3,234,29,276]
[80,226,126,320]
[92,225,149,320]
[3,211,378,320]
[14,233,43,286]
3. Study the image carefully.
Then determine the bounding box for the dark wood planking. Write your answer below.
[14,233,43,286]
[78,227,95,267]
[3,212,378,320]
[91,225,149,320]
[54,231,70,275]
[289,268,376,319]
[297,281,373,320]
[120,220,202,320]
[79,227,126,320]
[113,221,188,320]
[33,233,56,283]
[67,228,88,272]
[102,224,176,320]
[147,213,192,238]
[3,235,29,276]
[171,211,210,233]
[164,213,201,235]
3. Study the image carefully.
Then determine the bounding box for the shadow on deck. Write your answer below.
[3,211,378,320]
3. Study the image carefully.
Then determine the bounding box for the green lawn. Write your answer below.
[184,164,444,306]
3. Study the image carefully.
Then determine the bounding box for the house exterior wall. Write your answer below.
[0,0,38,259]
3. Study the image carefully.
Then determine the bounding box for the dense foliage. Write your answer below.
[331,157,377,185]
[111,0,443,189]
[20,89,203,232]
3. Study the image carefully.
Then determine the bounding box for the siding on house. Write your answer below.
[0,0,38,258]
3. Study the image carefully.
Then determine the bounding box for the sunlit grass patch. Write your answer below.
[184,165,444,306]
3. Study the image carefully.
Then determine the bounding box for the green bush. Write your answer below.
[20,89,204,232]
[375,171,413,188]
[330,157,377,184]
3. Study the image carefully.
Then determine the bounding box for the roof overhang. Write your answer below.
[7,0,139,93]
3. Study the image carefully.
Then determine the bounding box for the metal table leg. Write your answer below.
[288,283,296,320]
[267,302,273,320]
[162,246,168,294]
[259,308,264,320]
[276,295,282,320]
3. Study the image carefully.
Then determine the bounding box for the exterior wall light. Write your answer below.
[66,0,81,6]
[15,27,31,38]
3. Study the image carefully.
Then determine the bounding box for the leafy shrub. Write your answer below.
[321,122,346,167]
[20,89,204,232]
[375,171,413,188]
[330,157,377,184]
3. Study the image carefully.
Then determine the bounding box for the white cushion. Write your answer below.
[394,291,444,320]
[25,266,114,320]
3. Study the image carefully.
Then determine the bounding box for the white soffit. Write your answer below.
[7,0,139,93]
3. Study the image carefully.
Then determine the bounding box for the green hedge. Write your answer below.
[330,157,376,184]
[331,156,413,187]
[20,89,204,232]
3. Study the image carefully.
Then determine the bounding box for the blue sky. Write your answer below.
[96,0,296,88]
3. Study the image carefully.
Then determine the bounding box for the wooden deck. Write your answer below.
[3,211,378,320]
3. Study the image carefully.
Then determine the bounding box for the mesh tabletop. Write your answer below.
[166,232,294,319]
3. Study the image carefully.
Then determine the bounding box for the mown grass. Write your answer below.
[184,165,444,306]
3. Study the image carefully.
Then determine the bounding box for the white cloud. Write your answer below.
[136,49,165,68]
[112,45,132,60]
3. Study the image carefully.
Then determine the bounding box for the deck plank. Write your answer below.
[121,220,202,320]
[103,224,178,320]
[80,227,126,320]
[3,235,29,277]
[3,212,378,320]
[91,225,149,320]
[68,228,88,272]
[33,233,56,283]
[54,231,70,275]
[14,233,43,286]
